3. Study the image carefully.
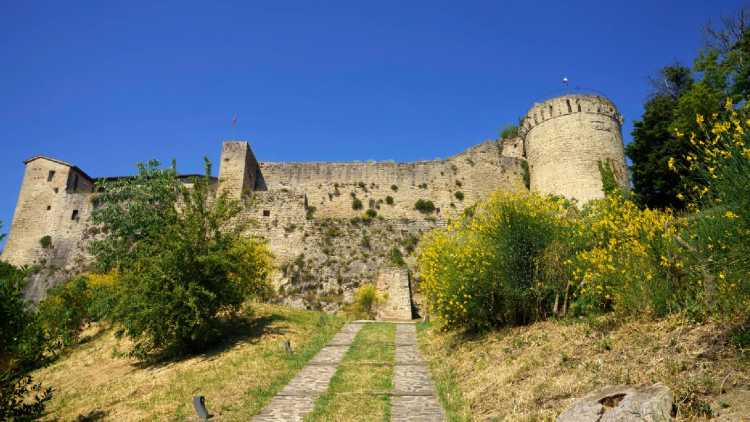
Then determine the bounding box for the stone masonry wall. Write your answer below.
[522,95,628,203]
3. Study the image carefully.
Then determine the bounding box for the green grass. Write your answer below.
[306,323,396,422]
[416,322,471,422]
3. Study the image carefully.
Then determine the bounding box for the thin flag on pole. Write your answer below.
[231,113,238,128]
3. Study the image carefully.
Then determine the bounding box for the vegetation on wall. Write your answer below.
[352,197,363,210]
[39,235,52,249]
[454,191,464,201]
[500,124,519,140]
[414,199,436,214]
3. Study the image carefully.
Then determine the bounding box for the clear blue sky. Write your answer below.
[1,0,747,244]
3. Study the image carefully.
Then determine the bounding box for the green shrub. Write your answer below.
[38,277,93,347]
[39,235,52,249]
[391,185,398,191]
[365,209,377,219]
[500,124,519,140]
[418,192,567,330]
[385,196,394,205]
[415,199,436,214]
[454,191,464,201]
[352,198,363,210]
[91,159,273,358]
[346,284,383,319]
[389,247,406,267]
[0,259,53,419]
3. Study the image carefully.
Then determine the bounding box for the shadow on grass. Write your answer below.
[133,312,289,369]
[74,409,108,421]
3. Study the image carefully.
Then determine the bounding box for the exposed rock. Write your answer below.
[557,383,673,422]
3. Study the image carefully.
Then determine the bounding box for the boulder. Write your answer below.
[557,383,673,422]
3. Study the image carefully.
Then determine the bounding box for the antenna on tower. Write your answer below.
[562,77,570,92]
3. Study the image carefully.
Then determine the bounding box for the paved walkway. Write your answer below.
[252,322,445,421]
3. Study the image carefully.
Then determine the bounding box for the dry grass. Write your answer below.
[306,322,395,422]
[418,315,750,421]
[32,303,343,421]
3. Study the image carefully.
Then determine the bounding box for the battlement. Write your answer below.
[520,94,623,138]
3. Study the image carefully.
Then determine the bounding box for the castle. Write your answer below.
[1,94,628,309]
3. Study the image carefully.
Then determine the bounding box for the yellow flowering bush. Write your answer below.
[418,192,571,330]
[571,194,688,317]
[671,99,750,317]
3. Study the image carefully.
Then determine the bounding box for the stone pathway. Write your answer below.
[252,321,445,421]
[391,324,445,422]
[252,323,363,422]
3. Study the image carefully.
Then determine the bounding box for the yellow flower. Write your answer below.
[724,211,738,220]
[696,114,704,125]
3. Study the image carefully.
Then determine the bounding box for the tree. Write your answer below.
[0,257,53,419]
[92,159,272,357]
[627,65,694,209]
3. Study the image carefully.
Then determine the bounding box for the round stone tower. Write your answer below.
[521,94,628,203]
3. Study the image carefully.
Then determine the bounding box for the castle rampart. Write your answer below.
[521,94,628,203]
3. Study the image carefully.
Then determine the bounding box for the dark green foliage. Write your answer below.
[627,88,689,209]
[390,185,398,191]
[500,124,519,140]
[37,277,93,347]
[418,183,428,189]
[385,196,394,205]
[91,159,272,358]
[352,198,363,210]
[365,209,377,219]
[454,191,464,201]
[389,247,405,267]
[0,373,52,421]
[39,235,52,249]
[0,256,53,419]
[415,199,435,214]
[520,161,530,189]
[597,160,619,197]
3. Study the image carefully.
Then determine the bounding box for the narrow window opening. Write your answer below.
[566,99,572,113]
[71,210,79,220]
[53,187,59,193]
[577,103,582,112]
[47,170,56,182]
[72,174,79,191]
[262,210,271,217]
[46,205,51,211]
[549,105,554,116]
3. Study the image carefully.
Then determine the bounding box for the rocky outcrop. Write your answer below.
[557,384,673,422]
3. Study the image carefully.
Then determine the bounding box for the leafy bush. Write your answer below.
[415,199,435,214]
[500,124,519,139]
[418,192,568,330]
[37,277,93,347]
[346,284,383,320]
[454,191,464,201]
[0,259,53,419]
[91,160,273,357]
[385,196,394,205]
[391,185,398,191]
[389,247,406,267]
[364,209,378,219]
[39,235,52,249]
[352,198,363,210]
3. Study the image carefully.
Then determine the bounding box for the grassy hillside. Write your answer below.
[418,316,750,421]
[32,303,343,421]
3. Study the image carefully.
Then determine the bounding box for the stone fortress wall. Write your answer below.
[521,94,628,203]
[1,94,629,304]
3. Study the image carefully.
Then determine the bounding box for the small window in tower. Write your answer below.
[46,205,51,211]
[54,188,59,193]
[71,210,79,221]
[48,170,56,182]
[577,103,582,112]
[549,105,554,116]
[566,99,572,113]
[263,210,271,217]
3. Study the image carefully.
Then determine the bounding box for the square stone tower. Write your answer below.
[217,141,260,199]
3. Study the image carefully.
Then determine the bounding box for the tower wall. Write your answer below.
[218,141,259,199]
[2,158,94,269]
[521,95,628,203]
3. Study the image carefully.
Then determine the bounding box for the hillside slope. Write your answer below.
[418,316,750,421]
[31,304,343,421]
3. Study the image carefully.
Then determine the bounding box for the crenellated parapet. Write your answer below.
[519,94,623,138]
